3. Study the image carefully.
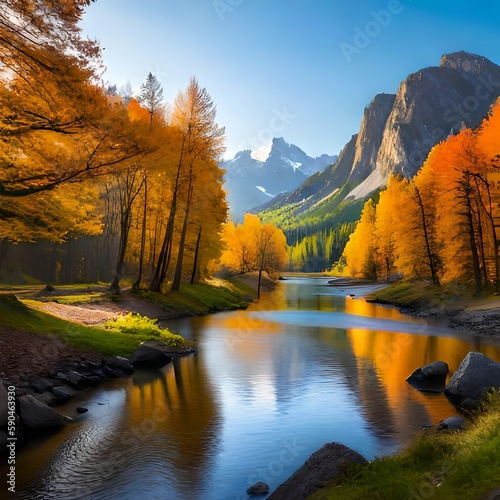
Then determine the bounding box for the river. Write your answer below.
[6,278,500,499]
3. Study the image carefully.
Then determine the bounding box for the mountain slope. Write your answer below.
[267,52,500,217]
[260,51,500,270]
[222,137,337,219]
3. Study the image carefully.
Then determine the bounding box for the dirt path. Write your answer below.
[0,291,172,382]
[0,326,101,382]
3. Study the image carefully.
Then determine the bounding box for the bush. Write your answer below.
[103,313,163,336]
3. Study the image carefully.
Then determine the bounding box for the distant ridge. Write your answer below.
[221,137,337,219]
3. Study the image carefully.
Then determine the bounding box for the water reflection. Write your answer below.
[15,354,221,499]
[6,279,500,499]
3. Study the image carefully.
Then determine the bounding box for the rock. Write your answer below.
[19,395,72,431]
[458,398,481,412]
[45,284,54,292]
[105,356,134,375]
[54,372,70,384]
[444,352,500,407]
[268,443,367,499]
[66,371,85,388]
[91,369,108,381]
[102,365,124,378]
[247,481,270,496]
[130,340,173,370]
[66,371,102,389]
[51,385,77,403]
[76,407,88,414]
[34,391,58,407]
[437,416,466,431]
[406,361,449,393]
[0,382,8,427]
[30,378,53,394]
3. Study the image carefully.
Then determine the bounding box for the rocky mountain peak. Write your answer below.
[440,51,495,77]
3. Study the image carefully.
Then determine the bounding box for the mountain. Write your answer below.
[264,51,500,215]
[222,137,337,219]
[259,51,500,270]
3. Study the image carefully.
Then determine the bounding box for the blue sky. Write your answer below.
[81,0,500,160]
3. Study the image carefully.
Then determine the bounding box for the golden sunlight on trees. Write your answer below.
[342,98,500,293]
[343,199,378,279]
[0,1,229,291]
[216,214,287,298]
[0,0,153,242]
[149,77,227,292]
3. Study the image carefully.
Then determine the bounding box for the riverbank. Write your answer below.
[369,280,500,339]
[308,391,500,499]
[0,275,264,381]
[1,275,271,458]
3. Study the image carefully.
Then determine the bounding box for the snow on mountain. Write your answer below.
[222,137,337,219]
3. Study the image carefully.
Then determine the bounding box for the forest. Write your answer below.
[342,100,500,294]
[0,0,290,294]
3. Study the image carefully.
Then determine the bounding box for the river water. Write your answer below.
[6,278,500,499]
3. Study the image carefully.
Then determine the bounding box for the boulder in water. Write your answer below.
[406,361,449,392]
[444,352,500,407]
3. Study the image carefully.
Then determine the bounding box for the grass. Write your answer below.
[0,294,185,358]
[0,278,251,361]
[138,280,249,316]
[48,292,107,305]
[368,280,469,310]
[311,392,500,500]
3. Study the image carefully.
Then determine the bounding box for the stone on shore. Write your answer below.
[105,356,134,375]
[246,481,270,495]
[437,416,467,431]
[19,395,72,431]
[406,361,449,393]
[131,340,173,369]
[268,442,367,499]
[444,352,500,407]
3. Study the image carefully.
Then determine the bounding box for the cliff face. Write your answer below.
[350,93,396,181]
[378,52,500,179]
[265,51,500,215]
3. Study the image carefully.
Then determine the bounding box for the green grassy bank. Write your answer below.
[0,278,251,358]
[312,393,500,499]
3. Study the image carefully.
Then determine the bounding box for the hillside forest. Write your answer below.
[0,0,289,292]
[342,100,500,294]
[3,1,500,295]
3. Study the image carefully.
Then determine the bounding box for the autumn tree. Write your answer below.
[217,214,287,298]
[138,73,165,125]
[149,78,226,292]
[0,2,157,242]
[374,174,402,280]
[342,199,379,279]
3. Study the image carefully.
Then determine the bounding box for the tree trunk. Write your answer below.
[110,211,130,294]
[190,226,202,284]
[466,197,483,296]
[150,137,186,292]
[415,187,440,285]
[257,267,263,299]
[171,170,194,292]
[133,174,148,292]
